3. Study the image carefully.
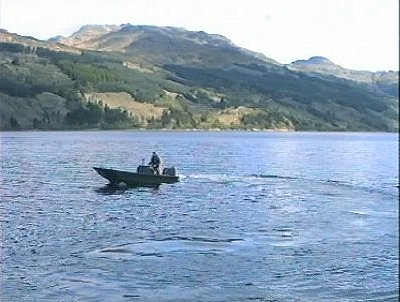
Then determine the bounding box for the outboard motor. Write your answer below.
[162,167,177,177]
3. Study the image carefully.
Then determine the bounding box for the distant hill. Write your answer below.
[288,56,398,98]
[0,25,398,131]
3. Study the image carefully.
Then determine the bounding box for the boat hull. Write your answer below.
[93,167,179,186]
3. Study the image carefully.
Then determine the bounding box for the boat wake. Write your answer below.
[88,236,246,259]
[249,173,398,196]
[187,173,242,183]
[185,173,398,197]
[250,174,298,180]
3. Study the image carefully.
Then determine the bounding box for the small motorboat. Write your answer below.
[93,165,179,187]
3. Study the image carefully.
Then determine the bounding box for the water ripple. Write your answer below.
[1,131,398,302]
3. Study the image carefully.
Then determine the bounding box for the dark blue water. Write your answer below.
[1,131,398,301]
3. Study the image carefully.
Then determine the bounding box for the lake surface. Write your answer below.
[1,131,398,301]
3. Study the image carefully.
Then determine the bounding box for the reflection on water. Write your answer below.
[95,183,161,195]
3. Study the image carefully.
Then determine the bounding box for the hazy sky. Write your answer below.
[0,0,398,71]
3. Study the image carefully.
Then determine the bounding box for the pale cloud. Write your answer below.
[1,0,398,71]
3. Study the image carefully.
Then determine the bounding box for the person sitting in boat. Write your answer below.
[148,152,161,175]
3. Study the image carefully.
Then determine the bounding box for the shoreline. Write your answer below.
[0,128,397,134]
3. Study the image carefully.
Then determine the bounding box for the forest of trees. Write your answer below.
[64,101,137,129]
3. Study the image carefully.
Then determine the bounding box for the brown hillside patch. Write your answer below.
[123,61,155,73]
[85,92,166,124]
[216,106,258,126]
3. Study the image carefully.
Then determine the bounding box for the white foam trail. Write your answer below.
[347,210,368,215]
[187,173,241,183]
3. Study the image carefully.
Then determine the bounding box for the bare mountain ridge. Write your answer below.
[288,56,398,85]
[2,24,397,80]
[55,24,241,51]
[53,24,397,87]
[52,24,278,66]
[0,29,80,53]
[55,24,121,49]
